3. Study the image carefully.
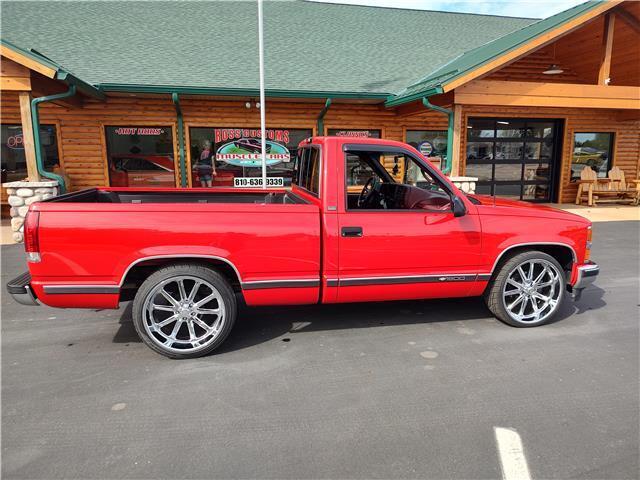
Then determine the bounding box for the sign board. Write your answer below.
[233,176,284,188]
[418,140,434,157]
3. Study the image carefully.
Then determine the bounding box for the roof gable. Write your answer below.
[387,0,622,106]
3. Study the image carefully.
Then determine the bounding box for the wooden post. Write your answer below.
[450,104,463,176]
[18,92,40,182]
[597,13,615,85]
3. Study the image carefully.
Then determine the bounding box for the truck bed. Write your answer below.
[48,188,309,205]
[28,187,321,309]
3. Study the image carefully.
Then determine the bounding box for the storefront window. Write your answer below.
[406,130,448,167]
[1,124,59,183]
[571,133,613,180]
[105,126,175,187]
[327,129,381,138]
[189,127,312,187]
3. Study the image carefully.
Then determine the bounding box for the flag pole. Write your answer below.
[258,0,267,189]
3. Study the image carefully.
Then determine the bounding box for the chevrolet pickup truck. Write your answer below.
[7,137,599,359]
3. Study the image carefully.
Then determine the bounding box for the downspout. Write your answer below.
[316,98,332,135]
[31,84,77,194]
[422,96,453,175]
[172,93,188,187]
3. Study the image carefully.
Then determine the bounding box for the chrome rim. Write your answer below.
[142,275,225,353]
[502,259,562,324]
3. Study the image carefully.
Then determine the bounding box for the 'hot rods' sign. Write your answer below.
[214,129,291,167]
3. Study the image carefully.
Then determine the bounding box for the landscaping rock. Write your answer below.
[8,196,24,207]
[16,188,34,198]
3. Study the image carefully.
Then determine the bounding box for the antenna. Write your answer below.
[257,0,267,189]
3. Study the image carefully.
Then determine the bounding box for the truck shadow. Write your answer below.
[113,284,606,354]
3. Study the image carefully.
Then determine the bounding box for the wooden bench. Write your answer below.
[575,166,639,206]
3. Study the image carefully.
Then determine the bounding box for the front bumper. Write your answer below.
[571,261,599,300]
[6,272,39,306]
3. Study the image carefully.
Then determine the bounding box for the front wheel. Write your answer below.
[132,263,237,359]
[485,251,565,327]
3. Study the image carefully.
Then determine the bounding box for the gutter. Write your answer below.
[316,98,332,135]
[31,85,77,193]
[172,93,188,187]
[99,84,390,101]
[421,91,453,175]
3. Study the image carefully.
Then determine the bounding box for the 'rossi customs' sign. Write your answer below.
[214,129,291,167]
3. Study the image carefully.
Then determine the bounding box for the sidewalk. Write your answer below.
[558,204,639,222]
[1,218,15,246]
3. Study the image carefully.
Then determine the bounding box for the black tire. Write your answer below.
[484,251,566,327]
[132,263,237,359]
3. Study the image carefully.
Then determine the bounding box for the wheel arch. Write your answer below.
[490,242,577,278]
[119,255,243,300]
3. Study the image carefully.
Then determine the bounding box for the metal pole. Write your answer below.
[258,0,267,189]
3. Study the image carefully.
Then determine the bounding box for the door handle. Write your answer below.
[341,226,363,237]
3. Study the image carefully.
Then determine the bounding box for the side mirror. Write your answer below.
[452,196,467,217]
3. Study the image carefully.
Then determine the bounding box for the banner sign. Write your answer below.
[328,129,381,138]
[114,127,165,136]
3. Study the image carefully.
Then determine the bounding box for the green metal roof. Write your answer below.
[387,0,609,106]
[1,0,534,98]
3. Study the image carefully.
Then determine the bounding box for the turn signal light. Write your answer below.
[24,210,41,263]
[585,226,592,261]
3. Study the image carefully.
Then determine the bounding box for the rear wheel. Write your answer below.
[132,263,236,359]
[485,251,565,327]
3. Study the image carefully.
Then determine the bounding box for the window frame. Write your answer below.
[294,144,321,198]
[103,124,178,187]
[1,122,63,181]
[342,144,455,213]
[570,131,615,182]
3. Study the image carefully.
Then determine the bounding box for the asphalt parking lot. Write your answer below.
[2,220,638,479]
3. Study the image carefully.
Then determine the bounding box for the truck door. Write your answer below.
[335,146,483,303]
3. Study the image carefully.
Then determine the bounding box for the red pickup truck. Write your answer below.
[8,137,599,359]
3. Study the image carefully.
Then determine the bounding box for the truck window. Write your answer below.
[294,146,320,196]
[345,149,452,212]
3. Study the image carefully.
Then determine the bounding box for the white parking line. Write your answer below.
[494,427,532,480]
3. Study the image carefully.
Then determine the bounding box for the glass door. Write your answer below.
[465,118,562,202]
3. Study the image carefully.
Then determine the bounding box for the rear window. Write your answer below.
[294,146,320,196]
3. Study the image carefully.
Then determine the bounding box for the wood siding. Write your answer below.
[0,91,448,190]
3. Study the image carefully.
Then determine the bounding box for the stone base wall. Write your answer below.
[2,181,59,243]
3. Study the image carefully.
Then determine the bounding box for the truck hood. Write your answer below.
[468,194,591,224]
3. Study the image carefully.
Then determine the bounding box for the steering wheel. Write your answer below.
[357,177,378,208]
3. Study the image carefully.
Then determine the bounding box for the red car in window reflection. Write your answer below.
[234,138,272,153]
[109,155,176,187]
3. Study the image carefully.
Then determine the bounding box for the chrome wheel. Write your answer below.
[502,259,562,324]
[142,275,226,354]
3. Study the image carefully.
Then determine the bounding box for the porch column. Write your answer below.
[449,104,463,177]
[18,91,40,181]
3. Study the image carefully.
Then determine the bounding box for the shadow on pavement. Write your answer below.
[112,284,607,354]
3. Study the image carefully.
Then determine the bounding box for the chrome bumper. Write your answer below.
[571,261,599,300]
[6,272,39,306]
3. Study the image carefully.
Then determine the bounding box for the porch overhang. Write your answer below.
[454,80,640,110]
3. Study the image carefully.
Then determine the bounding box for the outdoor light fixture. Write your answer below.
[245,101,251,109]
[543,64,564,75]
[256,102,261,109]
[497,121,510,125]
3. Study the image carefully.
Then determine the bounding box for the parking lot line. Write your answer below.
[495,427,532,480]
